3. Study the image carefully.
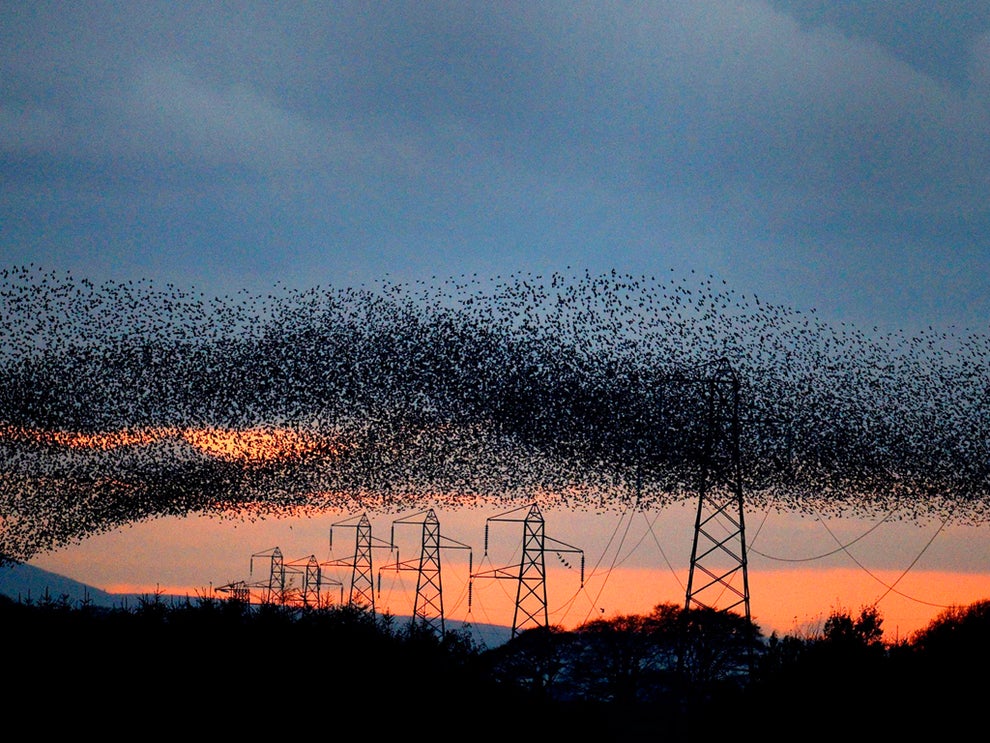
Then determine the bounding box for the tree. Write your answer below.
[822,604,884,648]
[653,603,762,687]
[909,598,990,659]
[568,613,669,703]
[483,624,570,698]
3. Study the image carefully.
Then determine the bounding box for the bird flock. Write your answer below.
[1,265,987,565]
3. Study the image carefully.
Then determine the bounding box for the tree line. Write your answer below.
[4,589,987,739]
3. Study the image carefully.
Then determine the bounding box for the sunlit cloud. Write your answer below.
[180,426,343,464]
[0,424,174,450]
[0,423,349,464]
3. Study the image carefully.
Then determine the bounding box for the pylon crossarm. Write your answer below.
[328,512,364,550]
[543,536,585,585]
[329,512,392,551]
[439,535,472,551]
[389,508,432,548]
[470,565,521,581]
[390,509,431,526]
[440,540,473,576]
[370,536,393,551]
[330,512,367,528]
[214,580,248,594]
[283,555,319,571]
[485,503,537,522]
[248,546,281,576]
[543,535,581,553]
[484,503,541,552]
[377,557,419,574]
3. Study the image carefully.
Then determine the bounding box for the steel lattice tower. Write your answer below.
[411,509,444,633]
[684,358,751,623]
[513,503,548,635]
[326,512,391,612]
[382,508,472,636]
[293,555,321,607]
[472,503,583,639]
[348,513,376,609]
[268,547,285,602]
[248,546,286,604]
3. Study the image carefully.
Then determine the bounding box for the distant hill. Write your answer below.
[0,561,511,647]
[0,561,119,606]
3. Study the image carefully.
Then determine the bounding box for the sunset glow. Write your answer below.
[89,566,990,643]
[0,424,173,449]
[180,426,342,463]
[0,424,350,464]
[26,508,990,643]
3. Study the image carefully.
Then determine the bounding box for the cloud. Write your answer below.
[124,62,332,172]
[2,1,989,332]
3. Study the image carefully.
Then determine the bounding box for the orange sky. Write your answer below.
[27,503,990,642]
[2,423,344,463]
[11,422,990,641]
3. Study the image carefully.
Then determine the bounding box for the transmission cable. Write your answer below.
[813,504,959,611]
[747,508,895,562]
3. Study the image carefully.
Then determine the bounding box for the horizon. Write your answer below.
[17,504,990,642]
[4,2,990,660]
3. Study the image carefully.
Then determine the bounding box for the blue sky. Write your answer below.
[2,0,988,334]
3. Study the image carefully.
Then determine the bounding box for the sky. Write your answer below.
[25,501,990,641]
[3,1,990,640]
[2,0,989,334]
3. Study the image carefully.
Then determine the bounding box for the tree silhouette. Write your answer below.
[4,588,989,740]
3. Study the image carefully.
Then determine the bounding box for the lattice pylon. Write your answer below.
[301,555,321,608]
[684,358,751,623]
[413,509,444,636]
[266,547,285,604]
[349,513,376,611]
[386,508,472,637]
[470,502,581,639]
[513,503,549,637]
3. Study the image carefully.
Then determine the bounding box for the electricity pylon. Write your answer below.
[325,512,392,612]
[233,549,340,607]
[683,357,751,624]
[213,580,250,603]
[249,546,285,604]
[471,503,584,639]
[284,554,322,607]
[298,553,345,607]
[379,508,472,636]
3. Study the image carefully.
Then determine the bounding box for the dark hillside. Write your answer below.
[6,593,988,739]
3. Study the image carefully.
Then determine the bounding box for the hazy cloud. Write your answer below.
[1,1,988,332]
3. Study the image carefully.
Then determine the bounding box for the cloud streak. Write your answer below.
[1,3,988,350]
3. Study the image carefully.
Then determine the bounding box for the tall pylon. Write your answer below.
[242,549,338,607]
[684,357,751,623]
[326,512,392,612]
[249,546,285,604]
[283,554,322,607]
[380,508,472,636]
[471,503,584,639]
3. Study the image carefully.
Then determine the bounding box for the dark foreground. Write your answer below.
[4,592,987,740]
